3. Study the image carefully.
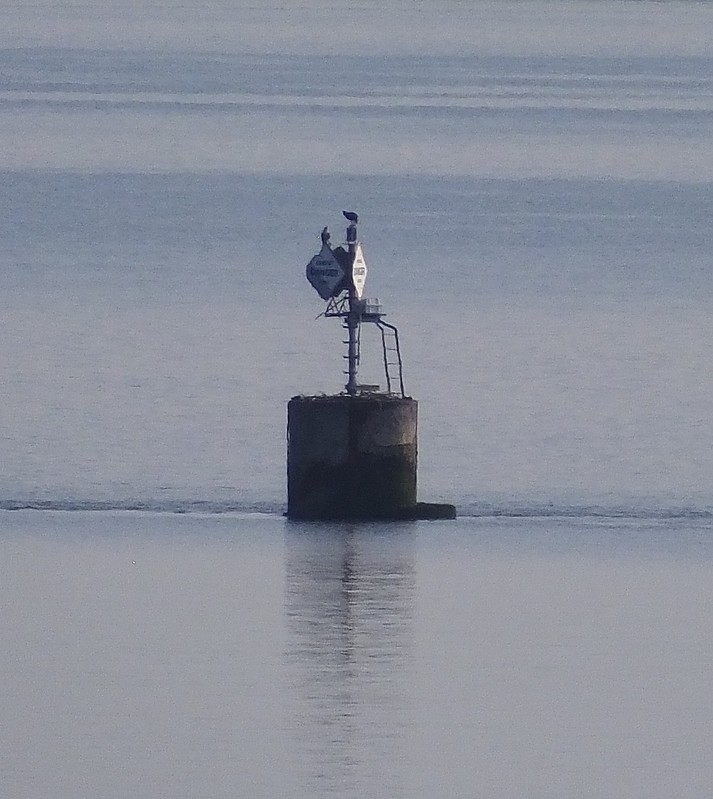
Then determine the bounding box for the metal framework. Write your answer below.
[308,213,406,398]
[325,292,405,397]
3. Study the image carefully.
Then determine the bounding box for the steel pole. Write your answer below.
[345,235,359,395]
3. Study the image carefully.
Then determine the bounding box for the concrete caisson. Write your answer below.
[287,394,418,520]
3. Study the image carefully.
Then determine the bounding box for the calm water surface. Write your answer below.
[3,511,713,798]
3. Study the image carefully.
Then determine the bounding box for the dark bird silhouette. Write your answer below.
[320,226,331,245]
[342,211,359,224]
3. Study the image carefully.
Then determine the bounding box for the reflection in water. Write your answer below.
[285,524,416,799]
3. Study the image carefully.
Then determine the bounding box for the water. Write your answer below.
[2,1,713,796]
[4,512,713,798]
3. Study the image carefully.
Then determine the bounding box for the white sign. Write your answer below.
[306,242,345,300]
[352,243,367,299]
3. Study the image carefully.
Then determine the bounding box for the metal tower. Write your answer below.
[305,212,405,397]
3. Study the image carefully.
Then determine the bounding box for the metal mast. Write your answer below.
[344,214,359,395]
[304,210,405,398]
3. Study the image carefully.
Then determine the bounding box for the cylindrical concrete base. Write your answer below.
[287,394,418,520]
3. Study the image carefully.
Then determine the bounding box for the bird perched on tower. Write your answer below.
[342,211,358,224]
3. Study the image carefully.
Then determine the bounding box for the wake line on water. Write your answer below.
[0,499,282,515]
[2,498,713,521]
[460,504,713,521]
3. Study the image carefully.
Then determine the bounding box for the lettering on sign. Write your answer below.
[352,244,368,298]
[306,242,346,300]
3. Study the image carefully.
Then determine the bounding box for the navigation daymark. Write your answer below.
[306,242,345,300]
